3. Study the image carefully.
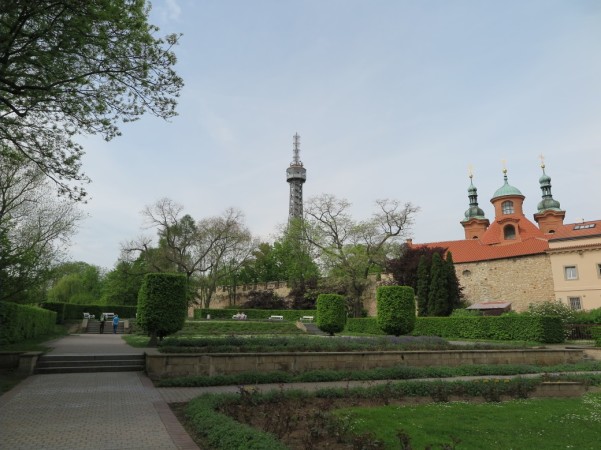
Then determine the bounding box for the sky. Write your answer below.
[70,0,601,270]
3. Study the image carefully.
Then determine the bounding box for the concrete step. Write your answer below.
[86,321,125,334]
[35,354,145,374]
[303,323,328,336]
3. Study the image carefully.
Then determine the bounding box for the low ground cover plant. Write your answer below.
[158,335,452,353]
[157,360,601,387]
[182,376,601,450]
[176,320,303,335]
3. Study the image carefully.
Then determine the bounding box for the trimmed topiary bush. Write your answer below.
[316,294,346,336]
[137,273,187,346]
[377,286,416,336]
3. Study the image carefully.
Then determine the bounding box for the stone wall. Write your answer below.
[209,281,292,309]
[454,253,555,312]
[145,348,585,380]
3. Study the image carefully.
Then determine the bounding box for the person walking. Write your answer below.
[112,314,119,334]
[99,314,105,334]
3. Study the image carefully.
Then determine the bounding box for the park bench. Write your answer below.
[83,312,95,319]
[300,316,314,322]
[268,315,284,321]
[102,313,115,320]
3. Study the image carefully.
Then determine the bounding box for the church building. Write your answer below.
[410,164,601,312]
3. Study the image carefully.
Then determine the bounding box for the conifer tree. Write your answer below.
[416,255,430,316]
[428,253,448,316]
[445,252,463,314]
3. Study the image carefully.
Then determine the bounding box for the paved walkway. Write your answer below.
[0,334,199,450]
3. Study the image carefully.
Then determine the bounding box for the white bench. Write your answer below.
[300,316,314,322]
[83,312,95,319]
[268,315,284,321]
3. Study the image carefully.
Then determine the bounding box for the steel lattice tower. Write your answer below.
[286,133,306,221]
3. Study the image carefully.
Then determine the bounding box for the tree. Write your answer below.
[136,272,187,346]
[316,293,347,336]
[101,259,146,306]
[427,253,448,316]
[0,151,82,303]
[387,244,447,290]
[444,252,463,313]
[416,255,430,316]
[304,194,418,317]
[376,286,416,336]
[0,0,183,200]
[47,262,104,304]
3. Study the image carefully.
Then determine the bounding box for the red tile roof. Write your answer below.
[548,220,601,241]
[480,214,545,245]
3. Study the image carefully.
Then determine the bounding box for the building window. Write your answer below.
[502,201,514,214]
[504,225,516,240]
[564,266,578,280]
[568,297,582,310]
[462,270,471,277]
[598,263,601,278]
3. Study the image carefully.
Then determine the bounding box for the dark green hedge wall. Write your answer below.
[316,294,346,336]
[0,301,57,345]
[413,316,565,343]
[137,273,187,340]
[344,317,385,335]
[40,302,138,323]
[377,286,416,336]
[193,308,316,321]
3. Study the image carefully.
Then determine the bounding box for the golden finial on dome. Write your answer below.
[501,159,507,175]
[539,153,546,170]
[468,164,474,180]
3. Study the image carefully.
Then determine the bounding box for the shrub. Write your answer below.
[571,308,601,325]
[413,316,564,343]
[591,327,601,347]
[377,286,416,336]
[525,300,575,338]
[137,273,187,346]
[0,301,57,344]
[344,317,385,335]
[316,294,347,336]
[242,290,287,309]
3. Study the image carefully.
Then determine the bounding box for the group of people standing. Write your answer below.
[98,314,120,334]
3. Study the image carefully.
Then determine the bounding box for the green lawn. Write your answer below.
[336,392,601,449]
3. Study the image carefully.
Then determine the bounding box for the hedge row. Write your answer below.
[344,316,565,343]
[194,308,316,321]
[592,327,601,347]
[40,302,138,323]
[0,301,57,345]
[413,316,565,343]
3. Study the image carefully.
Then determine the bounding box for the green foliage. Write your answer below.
[526,301,577,338]
[413,316,565,343]
[0,301,56,344]
[444,252,463,312]
[137,273,187,344]
[344,318,385,335]
[194,308,316,321]
[177,320,302,335]
[376,286,416,336]
[571,308,601,325]
[101,260,145,306]
[47,262,104,304]
[186,394,288,450]
[241,290,286,309]
[416,255,430,316]
[591,327,601,347]
[316,294,347,335]
[1,0,183,200]
[427,253,448,316]
[40,302,137,323]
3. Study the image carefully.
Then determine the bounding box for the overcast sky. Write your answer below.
[70,0,601,270]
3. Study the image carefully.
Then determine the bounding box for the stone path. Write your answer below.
[0,334,198,450]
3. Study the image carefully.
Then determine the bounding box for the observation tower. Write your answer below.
[286,133,307,221]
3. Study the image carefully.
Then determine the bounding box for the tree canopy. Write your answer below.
[0,0,183,200]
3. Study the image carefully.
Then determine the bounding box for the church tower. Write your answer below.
[533,159,565,234]
[286,133,306,221]
[461,172,489,239]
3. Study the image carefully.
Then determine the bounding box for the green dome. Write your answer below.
[539,173,551,184]
[537,198,561,212]
[463,206,486,221]
[492,173,523,199]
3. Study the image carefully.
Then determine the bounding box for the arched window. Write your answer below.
[504,224,516,240]
[502,201,514,214]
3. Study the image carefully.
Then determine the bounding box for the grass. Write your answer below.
[0,325,69,352]
[336,392,601,449]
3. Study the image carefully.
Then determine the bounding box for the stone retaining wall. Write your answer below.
[144,349,585,380]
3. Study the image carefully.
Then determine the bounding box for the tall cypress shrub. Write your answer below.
[377,286,416,336]
[416,255,430,316]
[428,253,448,316]
[316,294,346,336]
[445,252,462,314]
[137,273,187,346]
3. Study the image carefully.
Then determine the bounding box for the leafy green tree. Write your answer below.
[47,262,104,304]
[0,152,82,303]
[445,252,463,313]
[376,286,416,336]
[0,0,183,200]
[137,273,187,346]
[416,255,430,316]
[316,293,347,336]
[305,194,418,317]
[101,260,145,306]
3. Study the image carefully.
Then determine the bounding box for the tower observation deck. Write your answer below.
[286,133,307,220]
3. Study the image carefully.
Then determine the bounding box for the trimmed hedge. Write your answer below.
[377,285,416,336]
[316,294,346,336]
[344,317,385,335]
[194,308,316,321]
[591,327,601,347]
[137,273,187,342]
[40,302,138,323]
[0,301,57,345]
[413,316,565,343]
